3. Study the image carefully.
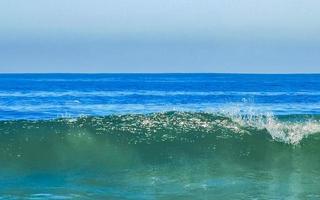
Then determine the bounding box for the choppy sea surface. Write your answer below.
[1,74,320,199]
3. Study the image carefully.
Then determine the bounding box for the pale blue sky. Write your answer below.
[0,0,319,73]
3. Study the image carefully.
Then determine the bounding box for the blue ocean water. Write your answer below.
[1,74,320,199]
[0,73,320,119]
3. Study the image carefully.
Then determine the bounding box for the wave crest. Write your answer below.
[1,111,320,145]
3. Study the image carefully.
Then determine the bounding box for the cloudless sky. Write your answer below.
[0,0,319,73]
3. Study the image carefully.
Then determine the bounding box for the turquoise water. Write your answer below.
[1,74,320,199]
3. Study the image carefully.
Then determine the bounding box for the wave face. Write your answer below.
[1,112,320,165]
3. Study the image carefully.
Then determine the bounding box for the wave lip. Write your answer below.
[227,112,320,144]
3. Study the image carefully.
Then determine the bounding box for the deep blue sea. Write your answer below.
[1,73,320,119]
[1,74,320,199]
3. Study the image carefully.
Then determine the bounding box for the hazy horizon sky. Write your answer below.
[0,0,319,73]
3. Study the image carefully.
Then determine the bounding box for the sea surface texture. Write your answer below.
[1,74,320,199]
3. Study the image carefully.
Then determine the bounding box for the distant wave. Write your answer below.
[1,103,320,120]
[0,90,320,97]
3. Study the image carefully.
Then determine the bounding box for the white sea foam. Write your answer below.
[221,107,320,144]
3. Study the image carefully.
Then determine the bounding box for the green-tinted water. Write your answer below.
[1,112,320,199]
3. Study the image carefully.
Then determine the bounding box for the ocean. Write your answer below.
[0,73,320,199]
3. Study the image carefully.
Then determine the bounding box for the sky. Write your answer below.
[0,0,319,73]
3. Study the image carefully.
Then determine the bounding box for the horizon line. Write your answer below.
[0,72,319,75]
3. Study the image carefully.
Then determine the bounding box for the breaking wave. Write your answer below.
[1,111,320,145]
[1,111,320,172]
